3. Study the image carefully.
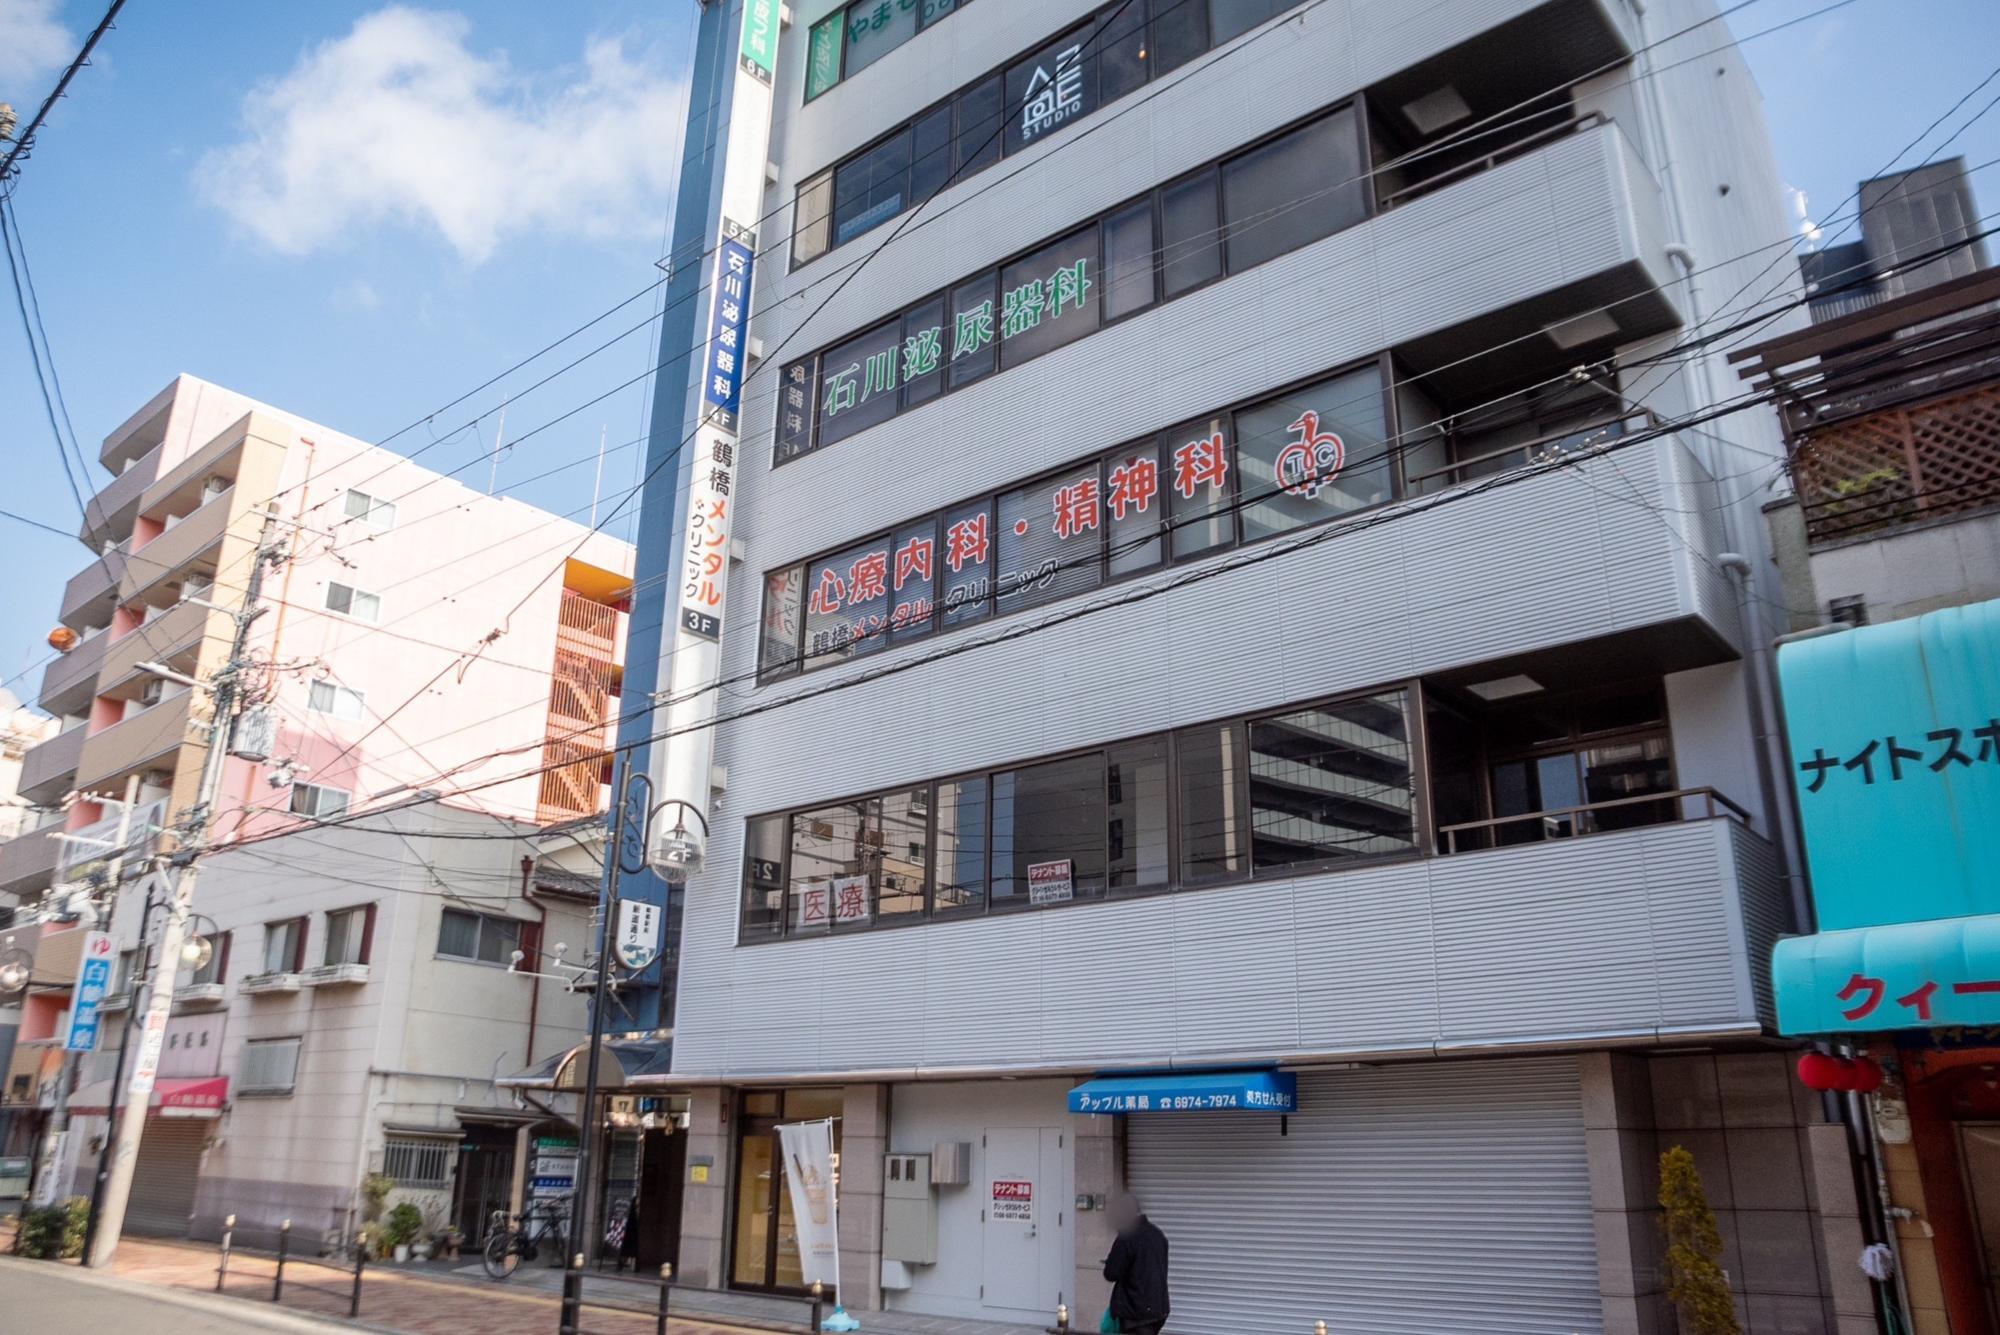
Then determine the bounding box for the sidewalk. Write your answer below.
[6,1224,1043,1335]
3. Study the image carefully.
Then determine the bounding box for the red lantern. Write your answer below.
[1797,1052,1846,1090]
[1846,1056,1884,1094]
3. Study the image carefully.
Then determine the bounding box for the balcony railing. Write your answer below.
[79,444,161,546]
[38,628,108,714]
[17,727,86,805]
[0,823,64,893]
[1794,381,2000,544]
[1379,111,1612,212]
[59,549,126,628]
[1407,409,1663,496]
[1437,786,1752,855]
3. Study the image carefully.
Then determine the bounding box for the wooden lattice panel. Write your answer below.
[1798,381,2000,542]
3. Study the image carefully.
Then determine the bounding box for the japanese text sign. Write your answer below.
[739,0,780,83]
[64,930,114,1053]
[1773,915,2000,1034]
[991,1180,1032,1221]
[1777,596,2000,932]
[1068,1070,1299,1114]
[617,899,661,971]
[702,236,755,428]
[1028,859,1074,905]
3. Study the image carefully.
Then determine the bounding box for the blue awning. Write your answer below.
[1068,1070,1298,1114]
[1774,913,2000,1035]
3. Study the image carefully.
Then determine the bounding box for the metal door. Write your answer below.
[980,1127,1071,1316]
[1126,1057,1599,1335]
[125,1118,206,1237]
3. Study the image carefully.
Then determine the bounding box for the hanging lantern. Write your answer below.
[47,625,78,652]
[1846,1056,1885,1094]
[1797,1051,1847,1090]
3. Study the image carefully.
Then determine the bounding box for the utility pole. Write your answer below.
[30,773,140,1208]
[87,511,282,1268]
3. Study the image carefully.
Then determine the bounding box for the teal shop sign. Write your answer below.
[1772,596,2000,1034]
[740,0,780,84]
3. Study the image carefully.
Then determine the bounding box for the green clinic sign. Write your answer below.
[740,0,780,83]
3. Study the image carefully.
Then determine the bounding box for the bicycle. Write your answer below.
[481,1203,569,1279]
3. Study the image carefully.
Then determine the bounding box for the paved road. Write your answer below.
[0,1256,350,1332]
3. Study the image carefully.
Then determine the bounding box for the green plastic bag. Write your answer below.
[1100,1310,1121,1334]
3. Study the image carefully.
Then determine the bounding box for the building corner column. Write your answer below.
[838,1084,888,1312]
[1581,1052,1666,1335]
[677,1086,734,1290]
[1071,1108,1119,1323]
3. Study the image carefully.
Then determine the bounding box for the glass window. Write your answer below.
[1177,720,1248,883]
[239,1037,301,1095]
[844,0,919,77]
[889,519,938,642]
[438,908,519,963]
[919,0,961,26]
[742,815,787,940]
[308,680,366,721]
[834,132,912,246]
[1159,170,1223,297]
[991,754,1107,910]
[955,75,1004,176]
[911,105,955,204]
[933,776,988,915]
[1006,28,1095,155]
[805,537,894,668]
[262,919,301,974]
[947,273,999,389]
[775,358,818,462]
[900,297,947,410]
[806,15,845,99]
[794,172,833,267]
[289,782,350,819]
[1108,736,1170,890]
[1102,200,1157,322]
[939,498,994,629]
[1211,0,1293,44]
[877,787,932,923]
[324,907,368,966]
[325,582,380,621]
[343,489,395,529]
[1221,109,1366,274]
[760,566,805,677]
[1106,443,1165,576]
[1248,691,1416,871]
[1099,0,1151,101]
[1236,365,1391,542]
[998,226,1100,369]
[818,319,902,446]
[788,799,875,934]
[1166,414,1235,559]
[1152,0,1209,73]
[997,464,1104,612]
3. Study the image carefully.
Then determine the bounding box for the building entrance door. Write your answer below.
[1958,1122,2000,1326]
[980,1127,1070,1316]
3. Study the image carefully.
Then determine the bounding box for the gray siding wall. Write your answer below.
[673,817,1775,1076]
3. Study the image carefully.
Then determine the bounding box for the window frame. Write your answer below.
[757,346,1393,681]
[323,904,377,967]
[289,781,352,820]
[324,581,382,622]
[239,1035,303,1097]
[803,0,979,104]
[775,97,1366,465]
[382,1134,456,1189]
[258,917,307,977]
[307,679,367,722]
[737,680,1448,945]
[436,907,526,967]
[342,489,396,530]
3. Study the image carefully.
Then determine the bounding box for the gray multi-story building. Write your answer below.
[584,1,1890,1330]
[1800,157,1990,323]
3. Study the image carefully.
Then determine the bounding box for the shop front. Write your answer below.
[730,1087,842,1293]
[1771,597,2000,1334]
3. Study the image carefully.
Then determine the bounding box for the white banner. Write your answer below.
[776,1118,840,1290]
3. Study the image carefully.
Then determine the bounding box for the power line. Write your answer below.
[0,0,128,184]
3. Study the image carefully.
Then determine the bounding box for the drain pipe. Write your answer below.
[521,855,546,1065]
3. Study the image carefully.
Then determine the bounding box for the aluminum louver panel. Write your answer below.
[1125,1056,1599,1335]
[124,1118,207,1238]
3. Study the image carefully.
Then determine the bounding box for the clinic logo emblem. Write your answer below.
[1275,410,1346,499]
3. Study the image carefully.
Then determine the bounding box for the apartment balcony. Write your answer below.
[73,692,196,794]
[302,963,370,988]
[239,971,303,996]
[120,491,234,604]
[16,727,85,806]
[59,549,126,631]
[78,443,161,549]
[37,627,108,717]
[675,805,1783,1077]
[0,823,64,898]
[97,600,218,696]
[174,982,227,1009]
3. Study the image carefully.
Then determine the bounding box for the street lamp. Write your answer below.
[0,943,32,995]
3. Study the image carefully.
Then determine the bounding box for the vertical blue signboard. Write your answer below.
[65,930,115,1053]
[702,236,755,430]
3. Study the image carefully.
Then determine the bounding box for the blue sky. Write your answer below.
[2,0,1997,698]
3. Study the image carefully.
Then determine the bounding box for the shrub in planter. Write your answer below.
[18,1197,89,1259]
[1660,1145,1740,1335]
[383,1202,425,1253]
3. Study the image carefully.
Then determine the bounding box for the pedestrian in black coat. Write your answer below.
[1103,1193,1170,1335]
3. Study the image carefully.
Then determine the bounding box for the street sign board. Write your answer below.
[129,1006,169,1096]
[616,899,661,971]
[63,930,115,1053]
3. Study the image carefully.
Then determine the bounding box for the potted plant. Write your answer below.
[384,1202,424,1263]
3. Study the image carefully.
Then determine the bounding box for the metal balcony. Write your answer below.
[16,727,86,806]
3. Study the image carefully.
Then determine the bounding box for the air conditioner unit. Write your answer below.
[139,679,164,706]
[200,476,230,502]
[229,705,276,762]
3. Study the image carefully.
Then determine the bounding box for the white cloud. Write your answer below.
[197,8,685,264]
[333,278,382,310]
[0,0,73,92]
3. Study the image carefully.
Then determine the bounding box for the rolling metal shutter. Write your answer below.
[125,1119,206,1238]
[1125,1056,1600,1335]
